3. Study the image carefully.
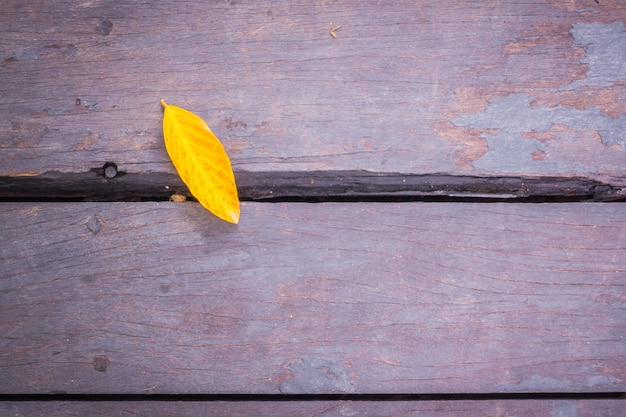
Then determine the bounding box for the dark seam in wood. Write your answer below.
[0,392,624,402]
[0,171,623,202]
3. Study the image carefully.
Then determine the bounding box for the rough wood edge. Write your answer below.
[1,397,624,417]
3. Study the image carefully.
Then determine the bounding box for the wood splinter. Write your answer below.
[329,22,341,39]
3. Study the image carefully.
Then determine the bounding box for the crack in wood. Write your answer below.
[0,171,623,203]
[0,392,623,401]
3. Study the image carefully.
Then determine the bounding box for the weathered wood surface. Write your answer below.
[1,0,626,188]
[2,399,625,417]
[1,202,624,395]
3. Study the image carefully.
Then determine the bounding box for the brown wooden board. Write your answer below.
[1,202,624,395]
[1,0,626,188]
[1,399,625,417]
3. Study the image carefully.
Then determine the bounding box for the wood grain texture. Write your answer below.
[1,202,624,395]
[1,0,625,184]
[2,399,625,417]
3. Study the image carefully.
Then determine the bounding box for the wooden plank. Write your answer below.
[1,0,625,185]
[1,399,625,417]
[1,202,625,395]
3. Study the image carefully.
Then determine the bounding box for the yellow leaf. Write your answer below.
[161,100,240,224]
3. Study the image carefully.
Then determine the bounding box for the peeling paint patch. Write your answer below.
[452,94,626,173]
[3,122,49,148]
[498,374,569,392]
[551,401,578,417]
[575,8,598,15]
[560,22,626,91]
[280,357,354,394]
[587,374,621,386]
[2,47,40,63]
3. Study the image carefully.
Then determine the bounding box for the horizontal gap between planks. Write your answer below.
[1,393,624,402]
[0,170,624,203]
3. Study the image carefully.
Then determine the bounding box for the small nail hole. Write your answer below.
[92,355,110,372]
[86,215,102,234]
[103,162,118,179]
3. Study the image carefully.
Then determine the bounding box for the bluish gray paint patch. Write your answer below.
[1,47,40,62]
[452,94,626,173]
[551,401,579,417]
[280,357,354,393]
[497,374,569,392]
[587,374,621,386]
[560,22,626,91]
[575,8,598,14]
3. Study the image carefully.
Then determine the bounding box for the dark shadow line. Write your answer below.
[0,195,608,204]
[1,392,624,402]
[1,171,624,202]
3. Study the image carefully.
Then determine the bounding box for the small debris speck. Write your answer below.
[169,193,187,203]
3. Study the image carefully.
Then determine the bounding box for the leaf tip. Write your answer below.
[229,209,240,225]
[219,205,240,224]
